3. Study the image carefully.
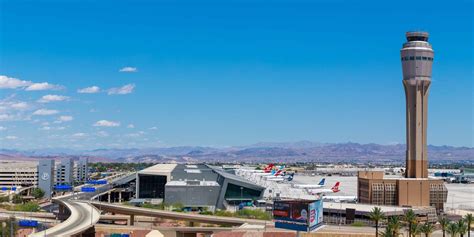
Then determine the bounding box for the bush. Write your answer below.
[14,202,40,212]
[0,196,9,203]
[11,194,23,204]
[31,188,45,199]
[214,209,272,220]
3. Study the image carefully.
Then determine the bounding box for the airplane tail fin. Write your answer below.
[331,182,340,192]
[318,178,326,186]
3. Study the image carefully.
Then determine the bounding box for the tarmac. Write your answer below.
[293,174,474,211]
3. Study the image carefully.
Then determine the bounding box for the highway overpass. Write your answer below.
[91,201,270,226]
[29,200,100,236]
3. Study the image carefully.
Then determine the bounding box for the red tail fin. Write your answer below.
[264,163,274,173]
[331,182,340,192]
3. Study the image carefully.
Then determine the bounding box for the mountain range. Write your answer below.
[0,141,472,164]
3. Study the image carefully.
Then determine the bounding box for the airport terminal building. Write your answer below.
[136,164,265,211]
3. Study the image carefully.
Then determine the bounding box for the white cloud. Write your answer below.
[126,131,145,137]
[0,75,32,89]
[77,86,100,94]
[33,109,59,116]
[40,126,51,130]
[96,131,109,137]
[10,102,29,110]
[5,136,17,140]
[0,114,14,121]
[119,67,137,73]
[0,75,63,91]
[57,115,73,122]
[149,126,158,130]
[107,84,135,95]
[25,82,62,91]
[127,124,135,129]
[38,94,69,103]
[72,133,87,137]
[93,120,120,127]
[0,126,6,131]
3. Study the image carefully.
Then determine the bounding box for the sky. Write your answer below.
[0,0,472,150]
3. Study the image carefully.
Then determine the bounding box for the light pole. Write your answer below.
[240,187,244,207]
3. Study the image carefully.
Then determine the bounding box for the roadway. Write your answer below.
[29,200,100,237]
[28,173,134,237]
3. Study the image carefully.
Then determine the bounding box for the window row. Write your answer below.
[401,56,434,61]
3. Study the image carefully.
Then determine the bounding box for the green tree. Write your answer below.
[369,207,385,237]
[404,209,417,237]
[421,222,435,237]
[465,214,473,237]
[440,216,450,237]
[410,222,422,237]
[0,217,18,237]
[447,222,458,237]
[31,188,45,199]
[11,194,23,204]
[387,216,402,236]
[458,219,468,237]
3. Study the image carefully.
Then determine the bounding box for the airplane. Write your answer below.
[322,195,357,203]
[293,178,326,189]
[308,182,340,195]
[266,173,294,182]
[241,164,275,174]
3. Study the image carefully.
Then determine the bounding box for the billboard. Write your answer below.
[273,199,323,232]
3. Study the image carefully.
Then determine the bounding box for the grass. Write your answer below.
[0,202,41,212]
[214,209,272,220]
[351,221,367,227]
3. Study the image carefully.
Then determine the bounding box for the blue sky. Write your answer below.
[0,0,472,149]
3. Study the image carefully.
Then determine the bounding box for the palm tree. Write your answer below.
[447,222,459,237]
[440,216,450,237]
[465,214,473,237]
[420,222,435,237]
[387,216,402,236]
[379,228,395,237]
[369,207,386,237]
[405,209,417,237]
[410,222,422,237]
[458,219,468,237]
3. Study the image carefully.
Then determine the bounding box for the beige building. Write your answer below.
[357,32,447,212]
[0,161,38,187]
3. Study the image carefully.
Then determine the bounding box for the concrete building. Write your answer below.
[136,164,265,210]
[75,157,89,183]
[0,161,37,187]
[357,32,447,212]
[56,158,74,185]
[38,160,54,199]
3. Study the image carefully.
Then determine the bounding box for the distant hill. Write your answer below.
[0,142,472,164]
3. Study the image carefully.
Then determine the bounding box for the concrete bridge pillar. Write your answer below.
[129,214,135,226]
[108,192,111,203]
[118,192,122,203]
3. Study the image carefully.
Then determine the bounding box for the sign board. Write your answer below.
[81,186,96,192]
[55,185,72,190]
[273,199,323,232]
[19,220,38,227]
[87,180,107,185]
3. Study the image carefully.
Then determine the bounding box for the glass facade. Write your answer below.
[138,174,167,198]
[401,56,433,61]
[224,183,261,200]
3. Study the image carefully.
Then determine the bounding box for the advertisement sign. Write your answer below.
[273,199,323,232]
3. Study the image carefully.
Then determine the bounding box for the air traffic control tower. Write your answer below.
[401,31,433,179]
[357,32,447,212]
